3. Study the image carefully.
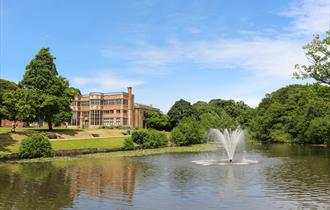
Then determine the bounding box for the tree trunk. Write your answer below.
[48,121,53,131]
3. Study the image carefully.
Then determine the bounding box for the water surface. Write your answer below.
[0,144,329,210]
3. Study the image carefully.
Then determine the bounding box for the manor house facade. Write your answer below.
[69,87,159,129]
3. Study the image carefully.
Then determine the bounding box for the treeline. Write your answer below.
[144,98,254,146]
[0,48,79,131]
[143,83,329,145]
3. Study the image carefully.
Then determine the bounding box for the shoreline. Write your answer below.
[3,144,217,163]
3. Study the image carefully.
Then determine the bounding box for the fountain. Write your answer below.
[192,128,258,166]
[208,128,244,162]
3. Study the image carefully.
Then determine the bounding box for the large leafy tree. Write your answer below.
[20,48,78,130]
[294,31,330,85]
[0,79,18,126]
[167,99,197,129]
[251,84,330,144]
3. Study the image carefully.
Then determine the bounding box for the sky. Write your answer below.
[0,0,329,112]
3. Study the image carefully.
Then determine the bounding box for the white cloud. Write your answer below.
[99,0,329,108]
[103,36,307,78]
[72,73,143,93]
[280,0,330,35]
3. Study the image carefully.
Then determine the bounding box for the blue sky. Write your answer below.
[1,0,329,112]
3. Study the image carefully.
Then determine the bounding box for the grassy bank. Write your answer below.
[14,144,216,163]
[0,137,126,159]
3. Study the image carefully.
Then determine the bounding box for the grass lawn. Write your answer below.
[0,137,126,159]
[14,144,216,163]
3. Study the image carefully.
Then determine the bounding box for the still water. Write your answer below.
[0,144,329,210]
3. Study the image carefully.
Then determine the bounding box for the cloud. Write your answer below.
[72,73,143,93]
[103,36,306,78]
[99,0,329,108]
[280,0,330,35]
[102,0,328,79]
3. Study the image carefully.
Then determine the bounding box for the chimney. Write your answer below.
[127,87,132,96]
[127,87,134,127]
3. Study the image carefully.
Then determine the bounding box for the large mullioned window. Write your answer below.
[90,110,103,125]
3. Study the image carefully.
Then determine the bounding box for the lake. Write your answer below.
[0,144,329,210]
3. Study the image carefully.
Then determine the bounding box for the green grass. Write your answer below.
[0,137,127,158]
[14,144,216,163]
[0,126,83,133]
[51,137,126,150]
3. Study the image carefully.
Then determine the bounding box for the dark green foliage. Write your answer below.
[251,84,330,144]
[19,48,79,130]
[305,117,330,144]
[122,137,135,150]
[131,130,149,145]
[0,79,18,125]
[144,110,170,131]
[19,134,54,158]
[131,129,168,149]
[167,99,197,129]
[171,117,206,146]
[208,99,254,127]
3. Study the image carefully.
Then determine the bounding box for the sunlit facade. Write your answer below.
[69,87,159,129]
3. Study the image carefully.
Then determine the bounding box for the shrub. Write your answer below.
[131,129,168,149]
[305,117,330,144]
[171,117,206,146]
[19,134,54,158]
[171,127,187,146]
[122,137,135,150]
[131,130,149,145]
[142,129,168,149]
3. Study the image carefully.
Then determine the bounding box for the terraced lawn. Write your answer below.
[0,137,126,158]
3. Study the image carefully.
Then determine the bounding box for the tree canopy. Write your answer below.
[250,84,330,144]
[0,79,18,125]
[0,48,80,130]
[167,99,197,129]
[294,31,330,85]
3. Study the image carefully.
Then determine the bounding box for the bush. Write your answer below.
[122,137,135,150]
[171,127,187,146]
[19,134,54,158]
[305,117,330,144]
[131,130,149,145]
[131,129,168,149]
[171,117,206,146]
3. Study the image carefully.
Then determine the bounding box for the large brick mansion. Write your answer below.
[69,87,159,129]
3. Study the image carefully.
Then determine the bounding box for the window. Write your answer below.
[103,110,114,114]
[116,118,121,125]
[116,110,121,114]
[80,101,90,106]
[90,110,103,125]
[91,100,101,105]
[123,110,127,114]
[70,112,80,126]
[71,101,78,106]
[103,118,110,125]
[123,118,128,126]
[110,118,114,125]
[102,99,125,105]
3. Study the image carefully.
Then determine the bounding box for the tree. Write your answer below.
[294,31,330,85]
[167,99,197,129]
[144,110,170,131]
[170,117,205,146]
[19,48,79,130]
[250,84,330,144]
[0,79,18,126]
